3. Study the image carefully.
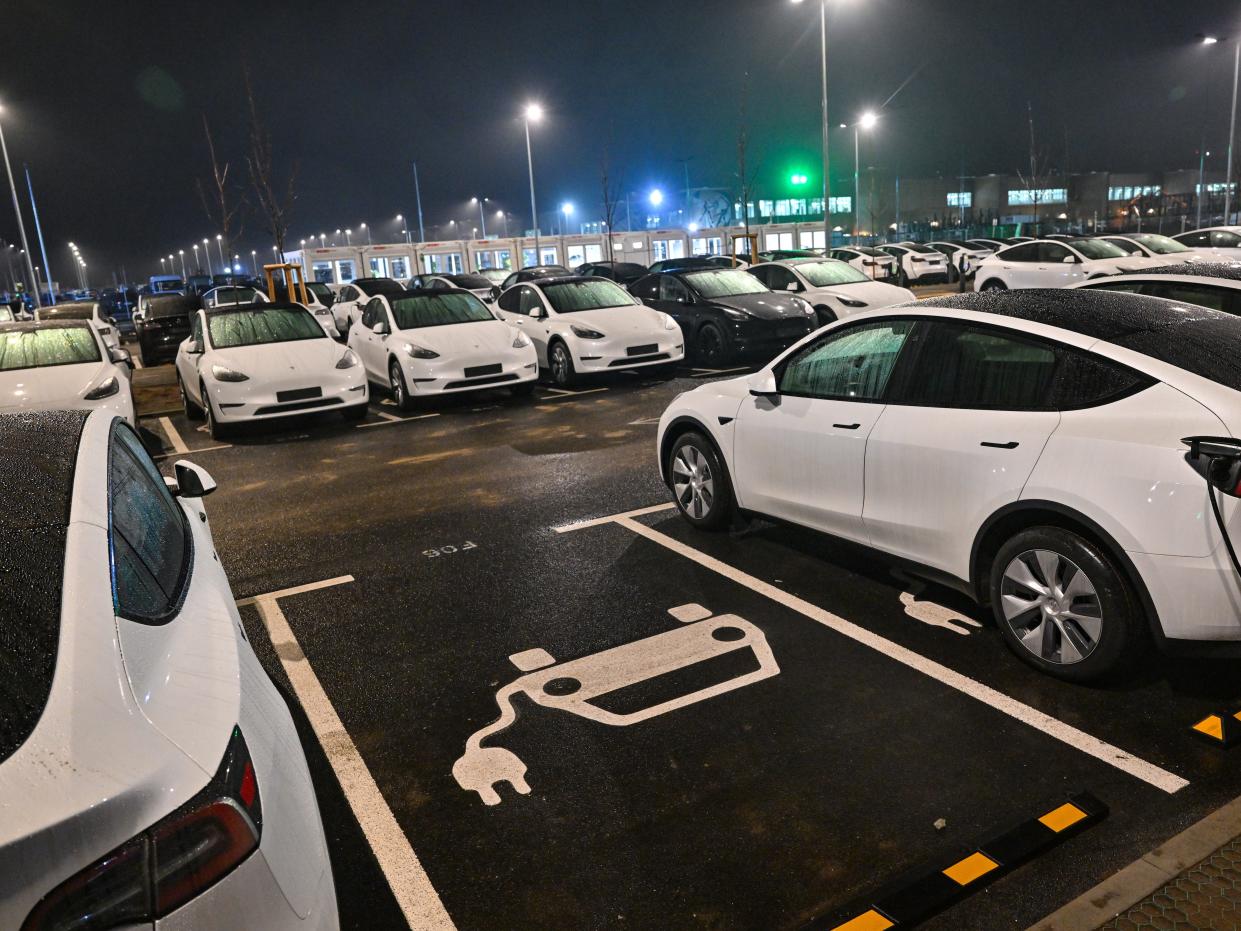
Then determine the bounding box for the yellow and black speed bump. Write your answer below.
[806,792,1108,930]
[1191,707,1241,747]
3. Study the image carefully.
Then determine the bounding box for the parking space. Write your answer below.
[146,354,1241,931]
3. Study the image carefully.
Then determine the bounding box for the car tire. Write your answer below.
[980,278,1008,292]
[202,383,230,440]
[668,431,735,531]
[549,341,578,387]
[179,374,203,420]
[341,403,367,421]
[695,322,729,366]
[989,526,1146,682]
[389,360,415,412]
[510,381,536,397]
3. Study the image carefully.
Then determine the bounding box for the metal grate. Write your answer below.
[1100,837,1241,930]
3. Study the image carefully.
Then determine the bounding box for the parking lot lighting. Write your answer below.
[523,103,544,254]
[853,112,878,241]
[471,198,489,238]
[0,102,41,307]
[648,189,664,207]
[1204,34,1220,44]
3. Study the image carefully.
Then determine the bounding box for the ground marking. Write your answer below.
[553,502,676,534]
[132,356,143,369]
[374,409,402,422]
[157,416,190,454]
[541,387,610,399]
[243,576,455,930]
[154,443,231,460]
[628,417,662,426]
[590,514,1189,795]
[357,412,441,428]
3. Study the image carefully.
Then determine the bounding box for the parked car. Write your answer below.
[495,276,684,386]
[747,258,915,325]
[499,265,571,290]
[0,320,134,422]
[474,269,511,288]
[874,243,951,286]
[972,238,1167,291]
[0,408,339,930]
[35,301,121,351]
[329,277,407,335]
[1067,261,1241,313]
[185,273,213,295]
[409,273,501,305]
[629,267,815,366]
[829,246,899,280]
[573,261,649,287]
[656,288,1241,681]
[351,287,539,407]
[176,302,368,438]
[136,293,199,365]
[964,238,1011,253]
[202,285,264,310]
[1171,226,1241,260]
[648,256,748,274]
[1100,233,1207,263]
[925,241,993,282]
[756,249,824,262]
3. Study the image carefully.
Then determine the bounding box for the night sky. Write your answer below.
[4,0,1241,281]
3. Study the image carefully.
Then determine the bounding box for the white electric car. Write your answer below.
[329,277,406,336]
[657,288,1241,681]
[0,409,339,930]
[1171,226,1241,259]
[35,301,121,351]
[176,302,368,438]
[1100,233,1208,263]
[350,287,538,408]
[972,238,1167,291]
[409,273,501,306]
[747,258,914,326]
[829,246,898,280]
[875,243,951,286]
[1067,262,1241,313]
[925,241,994,281]
[495,276,684,386]
[0,320,135,423]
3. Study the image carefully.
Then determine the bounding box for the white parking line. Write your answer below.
[154,443,231,460]
[243,576,456,930]
[357,412,441,428]
[628,417,662,426]
[132,355,143,369]
[375,410,403,422]
[541,387,609,399]
[690,366,750,377]
[158,416,190,454]
[553,502,675,533]
[596,514,1187,795]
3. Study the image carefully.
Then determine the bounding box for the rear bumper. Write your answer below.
[1128,549,1241,645]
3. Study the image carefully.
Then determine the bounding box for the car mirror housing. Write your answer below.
[109,347,132,366]
[748,370,780,399]
[171,460,217,498]
[1063,255,1078,264]
[373,320,389,335]
[786,282,800,292]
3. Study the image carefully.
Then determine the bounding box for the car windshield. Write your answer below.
[0,326,100,370]
[208,307,326,347]
[148,296,199,318]
[391,292,494,328]
[39,305,92,321]
[1131,234,1190,254]
[683,269,768,298]
[796,261,869,287]
[356,279,405,297]
[542,279,635,312]
[1069,239,1128,259]
[447,274,496,290]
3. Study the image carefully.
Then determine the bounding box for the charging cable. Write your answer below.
[1184,436,1241,580]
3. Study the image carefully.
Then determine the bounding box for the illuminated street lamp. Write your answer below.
[395,214,411,244]
[1202,34,1240,222]
[359,222,371,244]
[852,111,878,241]
[470,197,490,238]
[791,0,832,247]
[561,201,574,235]
[0,101,41,306]
[251,249,258,276]
[648,189,664,207]
[178,250,186,278]
[496,209,509,238]
[202,238,211,273]
[345,228,352,246]
[523,103,544,254]
[215,234,225,273]
[319,232,327,248]
[192,243,201,272]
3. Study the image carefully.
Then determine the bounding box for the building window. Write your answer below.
[1197,182,1236,195]
[947,191,972,207]
[1108,185,1161,200]
[1007,188,1067,205]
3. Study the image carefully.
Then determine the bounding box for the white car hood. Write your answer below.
[808,280,915,308]
[209,336,342,374]
[397,318,521,355]
[0,362,111,411]
[555,305,668,337]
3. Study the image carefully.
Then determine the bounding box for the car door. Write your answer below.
[1031,241,1084,287]
[507,286,550,363]
[862,320,1063,577]
[176,312,207,404]
[354,298,387,378]
[732,318,916,541]
[989,243,1041,288]
[1137,280,1241,316]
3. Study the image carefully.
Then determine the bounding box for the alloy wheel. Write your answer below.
[390,364,405,406]
[551,346,569,385]
[698,327,723,364]
[671,444,715,519]
[1000,549,1102,665]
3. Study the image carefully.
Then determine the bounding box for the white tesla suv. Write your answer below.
[657,289,1241,681]
[176,302,368,439]
[495,276,684,387]
[748,258,914,326]
[35,301,121,351]
[973,238,1167,291]
[349,287,538,409]
[0,409,338,929]
[0,320,135,423]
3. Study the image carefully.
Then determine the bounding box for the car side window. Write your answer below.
[1140,281,1231,312]
[999,243,1040,262]
[764,266,797,291]
[1038,242,1072,263]
[630,275,660,300]
[1051,350,1153,410]
[518,287,544,316]
[777,319,915,401]
[1106,239,1140,255]
[1176,231,1211,247]
[1213,231,1241,248]
[109,423,192,623]
[497,287,522,313]
[659,276,691,302]
[895,321,1058,411]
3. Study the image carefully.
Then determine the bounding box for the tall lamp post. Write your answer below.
[0,102,41,307]
[523,103,544,259]
[395,214,412,244]
[178,250,186,278]
[497,210,509,238]
[471,197,489,238]
[792,0,831,249]
[1203,34,1240,225]
[561,202,574,236]
[852,111,878,242]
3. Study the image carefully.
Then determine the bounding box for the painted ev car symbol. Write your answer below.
[452,603,781,805]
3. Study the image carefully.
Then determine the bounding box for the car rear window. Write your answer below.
[0,410,88,766]
[148,295,199,318]
[1110,314,1241,392]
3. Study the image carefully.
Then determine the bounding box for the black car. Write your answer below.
[756,249,823,262]
[629,267,816,365]
[136,293,200,365]
[500,265,570,290]
[648,255,747,274]
[573,261,648,286]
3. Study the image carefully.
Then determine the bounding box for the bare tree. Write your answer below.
[735,73,761,252]
[244,68,297,261]
[600,145,622,262]
[195,114,245,272]
[1015,102,1055,231]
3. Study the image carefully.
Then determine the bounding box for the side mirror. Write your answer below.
[373,320,389,335]
[172,460,217,498]
[1062,255,1078,264]
[748,370,780,399]
[786,282,801,292]
[109,347,132,367]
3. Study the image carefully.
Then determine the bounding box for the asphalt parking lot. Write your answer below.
[132,324,1241,930]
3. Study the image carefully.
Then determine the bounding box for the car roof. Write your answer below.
[528,275,607,287]
[0,319,92,333]
[1114,262,1241,281]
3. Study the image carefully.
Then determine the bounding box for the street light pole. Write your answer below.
[524,104,543,260]
[0,105,41,307]
[1227,38,1240,224]
[473,198,488,238]
[25,165,53,302]
[251,250,258,276]
[412,162,426,243]
[178,250,186,278]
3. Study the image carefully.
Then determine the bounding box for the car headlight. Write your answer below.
[315,307,331,315]
[404,342,439,359]
[211,364,249,382]
[83,376,119,400]
[723,308,750,321]
[570,324,606,339]
[837,297,868,308]
[336,348,359,369]
[512,330,532,349]
[661,312,679,331]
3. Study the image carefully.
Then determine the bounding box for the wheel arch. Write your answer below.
[969,499,1163,646]
[978,277,1007,292]
[658,415,728,487]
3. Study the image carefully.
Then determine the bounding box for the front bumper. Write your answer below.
[572,334,685,373]
[210,379,368,421]
[409,357,540,395]
[727,317,816,359]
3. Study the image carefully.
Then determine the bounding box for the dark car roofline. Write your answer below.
[0,319,92,332]
[208,301,308,315]
[1116,261,1241,280]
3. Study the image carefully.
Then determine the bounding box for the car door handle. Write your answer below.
[833,422,861,430]
[980,440,1020,449]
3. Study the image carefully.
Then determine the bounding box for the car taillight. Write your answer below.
[911,257,925,263]
[22,726,262,931]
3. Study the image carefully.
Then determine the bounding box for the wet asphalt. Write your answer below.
[138,358,1241,931]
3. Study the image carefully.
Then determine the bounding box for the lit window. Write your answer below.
[1007,188,1067,205]
[947,192,972,207]
[1108,185,1161,200]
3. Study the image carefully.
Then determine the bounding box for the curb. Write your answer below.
[1027,793,1241,930]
